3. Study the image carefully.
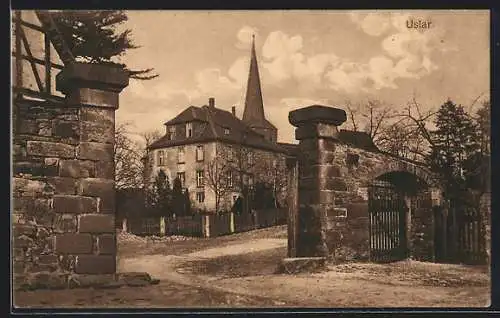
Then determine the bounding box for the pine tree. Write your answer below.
[183,189,192,216]
[171,177,184,216]
[428,99,481,196]
[152,170,172,217]
[52,10,158,80]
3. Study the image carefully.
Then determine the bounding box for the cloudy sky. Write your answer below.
[116,10,490,144]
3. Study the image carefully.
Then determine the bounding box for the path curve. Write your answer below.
[118,238,292,303]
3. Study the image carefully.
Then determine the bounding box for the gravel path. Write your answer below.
[117,233,490,308]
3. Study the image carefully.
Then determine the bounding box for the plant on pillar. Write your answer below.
[51,10,158,80]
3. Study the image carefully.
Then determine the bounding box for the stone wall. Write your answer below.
[13,99,116,280]
[12,62,128,290]
[288,105,438,263]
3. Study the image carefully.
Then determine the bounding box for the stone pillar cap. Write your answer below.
[56,62,129,95]
[288,105,347,127]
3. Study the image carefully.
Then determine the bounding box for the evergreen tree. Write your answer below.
[464,100,491,192]
[428,99,481,197]
[171,177,184,216]
[52,10,158,80]
[183,189,192,216]
[476,100,491,155]
[251,182,275,210]
[152,170,172,217]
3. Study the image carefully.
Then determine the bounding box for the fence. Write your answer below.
[124,208,287,238]
[434,199,487,265]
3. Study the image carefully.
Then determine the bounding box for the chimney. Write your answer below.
[232,106,236,117]
[208,97,215,108]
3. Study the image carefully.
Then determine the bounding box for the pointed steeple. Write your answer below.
[242,35,266,127]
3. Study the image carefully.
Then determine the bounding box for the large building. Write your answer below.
[146,36,290,212]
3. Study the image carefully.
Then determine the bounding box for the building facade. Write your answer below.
[146,36,290,213]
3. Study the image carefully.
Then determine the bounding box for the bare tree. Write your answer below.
[205,145,233,213]
[224,134,258,200]
[115,123,162,190]
[342,96,438,163]
[114,123,143,189]
[256,155,288,208]
[142,130,162,155]
[344,99,394,145]
[345,100,359,132]
[377,121,428,162]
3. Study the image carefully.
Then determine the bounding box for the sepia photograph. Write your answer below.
[11,9,491,310]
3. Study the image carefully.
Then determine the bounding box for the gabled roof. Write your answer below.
[277,142,300,157]
[150,105,287,154]
[164,106,207,125]
[338,129,380,152]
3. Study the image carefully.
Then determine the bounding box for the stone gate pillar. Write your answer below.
[54,62,128,275]
[288,105,347,259]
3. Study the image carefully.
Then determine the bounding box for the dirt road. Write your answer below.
[118,229,490,308]
[14,226,491,308]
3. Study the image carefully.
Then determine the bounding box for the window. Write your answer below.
[196,170,204,187]
[248,175,254,187]
[196,145,204,162]
[223,127,230,135]
[177,172,186,188]
[186,122,193,138]
[227,147,233,161]
[227,170,233,187]
[178,147,185,163]
[272,159,277,168]
[157,150,165,166]
[168,126,176,140]
[196,192,205,203]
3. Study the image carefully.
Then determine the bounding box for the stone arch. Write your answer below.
[366,161,437,262]
[366,156,438,189]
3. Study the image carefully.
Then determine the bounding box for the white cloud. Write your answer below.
[279,97,329,107]
[258,26,442,94]
[326,12,446,92]
[126,80,197,104]
[350,12,392,36]
[261,31,339,87]
[228,56,248,86]
[236,26,259,49]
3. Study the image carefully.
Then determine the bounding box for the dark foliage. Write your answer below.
[52,10,158,80]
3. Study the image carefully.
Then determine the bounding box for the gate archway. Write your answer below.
[368,171,432,263]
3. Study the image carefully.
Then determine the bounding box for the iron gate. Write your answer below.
[368,179,408,262]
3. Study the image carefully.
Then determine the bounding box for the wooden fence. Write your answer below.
[124,208,287,238]
[434,200,487,265]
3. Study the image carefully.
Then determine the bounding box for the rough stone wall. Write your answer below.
[328,143,435,261]
[13,99,117,282]
[289,106,437,263]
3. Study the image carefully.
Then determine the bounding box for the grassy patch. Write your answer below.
[179,246,287,278]
[118,225,288,258]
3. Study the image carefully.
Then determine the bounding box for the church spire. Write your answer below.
[242,34,266,127]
